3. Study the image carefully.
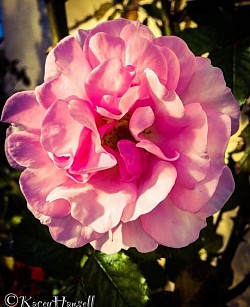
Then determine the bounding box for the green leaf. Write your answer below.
[60,275,88,301]
[13,214,87,280]
[82,251,149,307]
[209,42,250,105]
[177,27,222,56]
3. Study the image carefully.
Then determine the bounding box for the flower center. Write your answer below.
[102,115,135,150]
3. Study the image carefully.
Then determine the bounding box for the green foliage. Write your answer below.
[82,251,149,307]
[176,0,250,105]
[209,43,250,106]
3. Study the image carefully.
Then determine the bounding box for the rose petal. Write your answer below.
[117,140,148,181]
[74,29,89,49]
[158,46,180,90]
[141,198,207,248]
[7,130,48,168]
[125,36,167,84]
[122,219,158,253]
[41,100,83,162]
[1,91,45,129]
[48,215,102,248]
[120,22,154,42]
[122,159,177,221]
[145,69,185,123]
[36,36,90,108]
[181,57,240,134]
[90,226,126,254]
[85,58,135,103]
[47,170,137,233]
[88,32,125,67]
[198,166,235,218]
[20,163,68,214]
[154,35,196,94]
[130,106,155,140]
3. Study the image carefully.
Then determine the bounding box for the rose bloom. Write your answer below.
[1,19,239,254]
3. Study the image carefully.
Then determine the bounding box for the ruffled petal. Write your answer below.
[36,36,90,108]
[41,100,83,160]
[181,57,240,134]
[74,29,89,49]
[90,226,126,254]
[122,219,158,253]
[154,36,196,93]
[158,46,180,90]
[117,140,148,181]
[7,130,48,168]
[130,106,155,140]
[169,103,210,189]
[91,219,158,254]
[122,160,177,221]
[48,215,102,248]
[120,21,154,42]
[88,32,125,67]
[125,36,167,84]
[145,69,185,124]
[170,164,222,213]
[68,99,117,174]
[20,163,68,214]
[141,199,206,248]
[198,166,235,218]
[85,58,135,104]
[1,91,45,129]
[47,170,137,233]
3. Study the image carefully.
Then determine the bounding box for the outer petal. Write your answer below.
[180,57,239,134]
[88,32,125,67]
[206,112,231,163]
[120,22,154,42]
[85,57,135,103]
[154,36,196,94]
[170,164,223,213]
[122,219,158,253]
[198,166,235,218]
[122,160,177,221]
[125,36,167,84]
[141,199,207,248]
[20,162,68,215]
[145,69,185,123]
[91,226,126,254]
[48,215,102,248]
[74,29,89,49]
[84,18,132,46]
[36,36,90,108]
[170,103,210,189]
[47,170,137,233]
[91,219,158,254]
[41,100,83,159]
[1,91,45,129]
[158,46,180,90]
[7,130,48,168]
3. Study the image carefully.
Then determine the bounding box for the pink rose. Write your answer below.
[1,19,239,254]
